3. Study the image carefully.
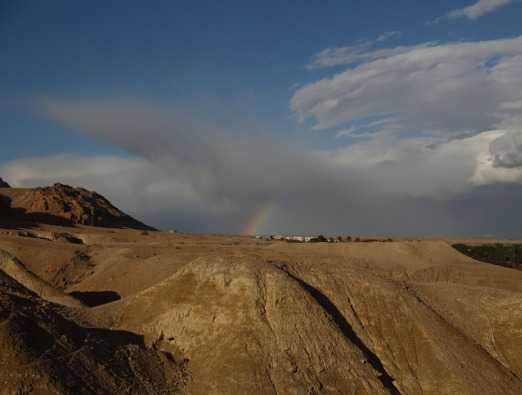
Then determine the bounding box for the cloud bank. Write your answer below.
[295,37,522,193]
[295,37,522,135]
[3,37,522,237]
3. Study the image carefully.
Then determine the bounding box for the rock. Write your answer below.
[16,230,84,244]
[52,232,84,244]
[0,177,10,188]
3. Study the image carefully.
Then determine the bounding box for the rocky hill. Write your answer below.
[0,182,154,230]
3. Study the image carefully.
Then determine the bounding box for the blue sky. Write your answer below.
[2,0,522,236]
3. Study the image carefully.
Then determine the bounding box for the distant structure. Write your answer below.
[254,235,393,243]
[255,235,336,243]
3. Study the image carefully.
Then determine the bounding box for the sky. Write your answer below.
[2,0,522,237]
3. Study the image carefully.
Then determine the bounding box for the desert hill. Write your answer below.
[0,181,154,230]
[1,220,522,394]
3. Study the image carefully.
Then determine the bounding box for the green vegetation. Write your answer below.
[453,243,522,270]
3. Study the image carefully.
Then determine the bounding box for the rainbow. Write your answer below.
[242,204,273,235]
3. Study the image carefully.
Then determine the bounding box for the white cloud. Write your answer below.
[293,37,522,137]
[327,131,495,198]
[335,115,402,138]
[489,130,522,168]
[472,131,522,184]
[448,0,513,20]
[307,31,411,69]
[293,36,522,204]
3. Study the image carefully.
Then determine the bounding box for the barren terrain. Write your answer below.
[1,219,522,394]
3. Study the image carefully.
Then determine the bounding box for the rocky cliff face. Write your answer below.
[0,182,154,230]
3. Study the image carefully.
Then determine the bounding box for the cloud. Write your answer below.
[29,98,369,233]
[489,130,522,168]
[428,0,514,24]
[4,130,522,237]
[335,115,402,138]
[6,91,515,237]
[294,37,522,202]
[293,37,522,136]
[327,130,501,198]
[448,0,513,19]
[470,130,522,186]
[307,31,409,69]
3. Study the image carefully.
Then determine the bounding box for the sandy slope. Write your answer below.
[1,225,522,394]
